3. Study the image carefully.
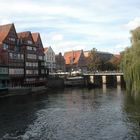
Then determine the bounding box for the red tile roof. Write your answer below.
[17,31,31,38]
[32,32,39,42]
[64,50,82,65]
[18,31,36,47]
[32,33,45,55]
[0,23,14,42]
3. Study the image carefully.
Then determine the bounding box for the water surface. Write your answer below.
[0,86,140,140]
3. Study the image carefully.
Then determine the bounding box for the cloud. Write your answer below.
[51,34,64,41]
[0,0,139,55]
[46,40,89,54]
[115,44,128,49]
[0,19,11,25]
[125,17,140,30]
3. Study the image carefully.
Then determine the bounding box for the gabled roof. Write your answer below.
[18,31,36,46]
[32,32,39,42]
[64,50,82,65]
[17,31,31,38]
[0,23,16,42]
[44,46,55,54]
[32,32,43,47]
[32,33,44,55]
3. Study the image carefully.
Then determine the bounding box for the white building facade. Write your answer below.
[44,46,56,73]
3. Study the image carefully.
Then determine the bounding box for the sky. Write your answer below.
[0,0,140,54]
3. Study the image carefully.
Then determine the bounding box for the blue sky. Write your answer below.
[0,0,140,54]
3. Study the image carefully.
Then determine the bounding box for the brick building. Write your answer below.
[0,23,24,87]
[64,50,87,72]
[0,23,48,87]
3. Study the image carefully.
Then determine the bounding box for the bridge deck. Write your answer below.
[50,72,123,76]
[84,72,123,76]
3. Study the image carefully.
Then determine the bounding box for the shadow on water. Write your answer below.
[122,92,140,140]
[0,92,51,138]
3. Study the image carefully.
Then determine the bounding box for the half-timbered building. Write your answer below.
[18,31,39,86]
[0,23,24,87]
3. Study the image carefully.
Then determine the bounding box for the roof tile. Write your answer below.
[64,50,82,65]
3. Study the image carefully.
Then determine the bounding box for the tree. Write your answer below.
[109,55,121,71]
[87,48,101,71]
[121,27,140,94]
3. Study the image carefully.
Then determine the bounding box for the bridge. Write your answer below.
[49,72,125,87]
[83,72,124,87]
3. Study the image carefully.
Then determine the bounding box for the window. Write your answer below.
[27,40,32,45]
[3,44,8,50]
[41,62,44,66]
[26,70,32,75]
[27,54,37,59]
[18,54,20,59]
[9,38,15,42]
[9,53,13,59]
[29,62,32,67]
[9,68,24,75]
[27,46,32,50]
[34,70,38,74]
[21,54,24,59]
[41,69,44,74]
[13,53,17,59]
[33,47,36,51]
[39,55,43,60]
[0,67,8,74]
[26,62,29,66]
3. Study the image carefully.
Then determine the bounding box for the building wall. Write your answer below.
[0,24,25,86]
[32,33,47,80]
[55,53,66,72]
[0,23,48,87]
[64,50,87,72]
[44,46,56,73]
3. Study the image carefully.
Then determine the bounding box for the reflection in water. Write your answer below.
[0,88,140,140]
[102,84,107,94]
[117,84,121,94]
[123,92,140,140]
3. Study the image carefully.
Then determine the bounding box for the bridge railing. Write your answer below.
[83,71,123,76]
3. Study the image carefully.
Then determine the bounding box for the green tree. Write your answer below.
[87,48,101,71]
[122,27,140,94]
[109,55,121,71]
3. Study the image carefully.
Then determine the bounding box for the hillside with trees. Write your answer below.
[86,48,121,72]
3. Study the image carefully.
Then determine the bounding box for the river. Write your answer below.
[0,86,140,140]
